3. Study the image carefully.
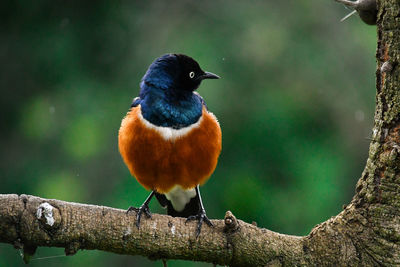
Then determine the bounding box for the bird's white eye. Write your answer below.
[189,71,195,78]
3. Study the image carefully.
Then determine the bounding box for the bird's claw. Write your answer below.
[127,205,152,228]
[185,209,213,237]
[126,206,138,214]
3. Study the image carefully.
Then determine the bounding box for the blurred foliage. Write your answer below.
[0,0,376,266]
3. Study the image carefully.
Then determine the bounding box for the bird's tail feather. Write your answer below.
[155,192,199,218]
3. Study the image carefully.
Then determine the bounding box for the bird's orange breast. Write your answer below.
[118,106,222,193]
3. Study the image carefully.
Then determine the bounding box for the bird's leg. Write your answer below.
[185,185,213,237]
[127,191,155,228]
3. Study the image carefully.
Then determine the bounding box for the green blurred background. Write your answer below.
[0,0,376,266]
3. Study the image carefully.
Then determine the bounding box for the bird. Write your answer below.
[118,53,221,236]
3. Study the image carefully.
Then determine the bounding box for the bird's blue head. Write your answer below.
[141,54,219,93]
[137,54,219,128]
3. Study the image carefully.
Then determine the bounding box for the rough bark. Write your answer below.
[0,194,305,266]
[1,0,399,266]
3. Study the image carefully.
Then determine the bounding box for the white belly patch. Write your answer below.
[164,185,197,212]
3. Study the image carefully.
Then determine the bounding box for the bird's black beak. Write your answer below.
[201,71,220,80]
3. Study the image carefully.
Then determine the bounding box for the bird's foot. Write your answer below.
[127,204,152,228]
[185,209,213,237]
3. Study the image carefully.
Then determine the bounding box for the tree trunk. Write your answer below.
[1,0,399,266]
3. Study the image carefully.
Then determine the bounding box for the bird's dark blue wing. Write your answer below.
[194,92,208,111]
[131,97,141,108]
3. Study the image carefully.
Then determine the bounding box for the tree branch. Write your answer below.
[0,194,304,266]
[1,0,400,265]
